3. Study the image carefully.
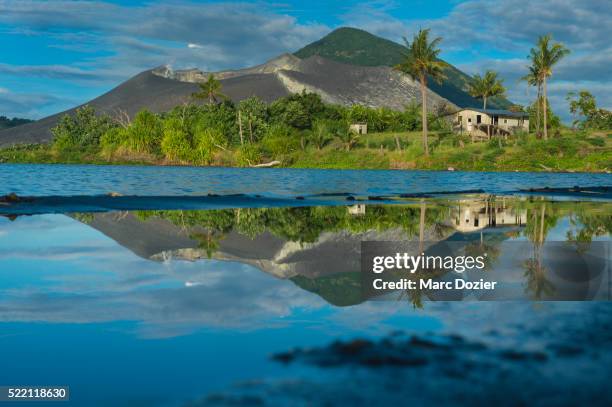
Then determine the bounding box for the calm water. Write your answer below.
[1,164,611,197]
[0,198,610,406]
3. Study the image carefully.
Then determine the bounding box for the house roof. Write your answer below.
[456,108,529,118]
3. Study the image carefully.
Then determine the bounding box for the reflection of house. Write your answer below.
[347,204,366,216]
[349,122,367,135]
[446,108,529,140]
[451,199,526,232]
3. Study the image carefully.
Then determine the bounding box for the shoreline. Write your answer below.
[1,160,611,174]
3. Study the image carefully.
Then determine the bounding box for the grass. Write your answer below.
[1,129,610,172]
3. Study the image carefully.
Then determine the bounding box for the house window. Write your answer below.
[504,119,507,124]
[468,118,472,123]
[476,115,482,124]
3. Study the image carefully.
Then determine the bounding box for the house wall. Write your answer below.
[451,110,529,133]
[349,123,368,134]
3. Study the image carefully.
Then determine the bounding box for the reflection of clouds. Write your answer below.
[0,216,327,338]
[0,263,326,338]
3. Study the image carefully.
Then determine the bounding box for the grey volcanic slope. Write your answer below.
[276,55,446,110]
[0,70,288,147]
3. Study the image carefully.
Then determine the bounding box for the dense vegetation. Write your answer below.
[0,116,32,130]
[295,27,511,109]
[1,86,609,172]
[0,92,450,166]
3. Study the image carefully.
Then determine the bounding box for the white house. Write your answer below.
[349,122,367,135]
[448,108,529,139]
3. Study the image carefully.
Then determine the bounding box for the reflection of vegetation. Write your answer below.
[291,273,362,307]
[134,204,451,246]
[71,212,95,224]
[566,205,612,253]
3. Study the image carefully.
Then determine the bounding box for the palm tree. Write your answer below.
[192,74,227,104]
[395,28,446,156]
[528,35,570,140]
[521,58,543,136]
[468,70,506,110]
[310,120,331,150]
[336,127,359,151]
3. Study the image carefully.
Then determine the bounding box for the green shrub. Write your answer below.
[161,118,192,161]
[194,127,225,164]
[586,137,605,147]
[125,110,162,154]
[260,124,300,156]
[100,127,127,153]
[235,144,262,167]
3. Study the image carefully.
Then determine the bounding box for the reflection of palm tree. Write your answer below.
[419,201,426,253]
[522,202,555,299]
[464,237,500,269]
[191,230,223,258]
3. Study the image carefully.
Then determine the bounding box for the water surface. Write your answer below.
[2,164,610,197]
[0,198,610,406]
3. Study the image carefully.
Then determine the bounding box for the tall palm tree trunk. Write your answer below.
[483,96,490,139]
[539,203,546,245]
[535,86,541,137]
[420,75,429,156]
[542,78,548,140]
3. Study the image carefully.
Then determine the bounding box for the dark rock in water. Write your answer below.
[295,196,305,200]
[271,334,493,369]
[0,192,32,204]
[547,344,584,357]
[345,196,355,201]
[499,349,548,362]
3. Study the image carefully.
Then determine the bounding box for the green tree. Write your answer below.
[468,70,506,110]
[51,105,114,151]
[192,74,227,104]
[528,35,570,140]
[238,97,269,142]
[394,28,446,156]
[309,120,332,150]
[336,125,359,151]
[566,91,611,130]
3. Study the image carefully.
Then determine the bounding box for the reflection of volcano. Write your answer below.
[79,205,455,305]
[73,199,610,305]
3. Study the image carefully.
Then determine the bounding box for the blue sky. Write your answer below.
[0,0,609,120]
